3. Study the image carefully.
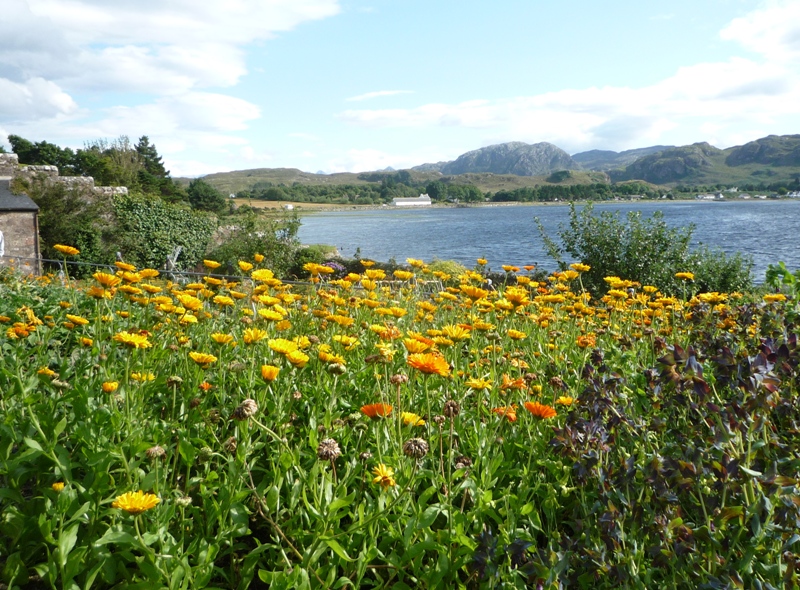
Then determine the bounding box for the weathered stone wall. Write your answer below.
[1,155,128,197]
[0,153,19,177]
[0,211,39,274]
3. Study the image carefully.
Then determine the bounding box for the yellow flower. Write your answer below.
[243,328,268,344]
[269,338,299,355]
[213,295,235,307]
[254,253,265,263]
[211,332,234,345]
[675,272,695,281]
[763,293,787,303]
[251,269,275,282]
[238,261,254,272]
[203,260,221,269]
[112,490,161,514]
[261,364,281,381]
[102,381,119,393]
[79,337,93,347]
[52,482,65,493]
[286,350,310,368]
[570,263,590,272]
[38,367,57,378]
[372,464,396,489]
[130,372,156,382]
[189,351,218,366]
[556,396,575,406]
[507,329,527,340]
[441,324,471,341]
[113,331,152,349]
[401,411,425,426]
[466,377,492,391]
[393,270,415,281]
[66,314,90,325]
[476,258,488,266]
[54,244,80,256]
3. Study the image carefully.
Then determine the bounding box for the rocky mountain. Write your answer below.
[571,145,673,171]
[438,142,579,176]
[609,143,725,184]
[725,135,800,167]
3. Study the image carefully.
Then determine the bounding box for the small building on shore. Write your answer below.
[393,194,431,207]
[0,177,41,274]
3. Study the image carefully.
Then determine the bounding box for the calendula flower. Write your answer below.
[52,482,65,493]
[476,258,488,266]
[113,331,152,349]
[54,244,80,256]
[238,261,253,272]
[555,396,575,406]
[507,329,527,340]
[261,364,280,381]
[38,367,57,378]
[570,263,590,272]
[401,411,425,426]
[251,269,274,282]
[492,405,518,422]
[211,332,234,345]
[372,464,396,489]
[675,272,695,281]
[243,328,268,344]
[361,403,393,419]
[269,338,299,355]
[189,351,217,366]
[466,377,492,391]
[763,293,787,303]
[112,490,160,514]
[524,401,557,419]
[407,352,451,376]
[286,350,309,368]
[203,260,221,269]
[130,372,156,382]
[102,381,119,393]
[65,314,89,326]
[79,337,93,347]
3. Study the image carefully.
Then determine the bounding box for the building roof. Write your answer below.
[0,178,38,212]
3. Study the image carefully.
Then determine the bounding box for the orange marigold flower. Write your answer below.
[576,334,597,348]
[407,352,451,376]
[361,403,393,419]
[102,381,119,393]
[94,271,122,287]
[492,405,518,422]
[524,401,557,419]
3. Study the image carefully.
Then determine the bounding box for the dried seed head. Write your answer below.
[292,390,303,400]
[454,455,473,470]
[146,445,166,460]
[359,451,372,462]
[199,446,213,462]
[223,437,237,452]
[403,437,429,459]
[549,376,565,390]
[190,397,202,409]
[207,408,221,424]
[317,424,327,434]
[443,400,461,418]
[166,375,183,387]
[523,372,538,383]
[228,361,247,373]
[307,335,320,344]
[232,399,258,421]
[433,415,446,426]
[332,418,345,429]
[390,374,409,385]
[317,438,341,461]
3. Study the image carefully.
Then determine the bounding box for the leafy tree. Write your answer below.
[187,178,227,214]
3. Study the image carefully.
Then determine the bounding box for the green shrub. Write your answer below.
[538,203,752,296]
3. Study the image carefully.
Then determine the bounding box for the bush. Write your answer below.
[538,203,752,296]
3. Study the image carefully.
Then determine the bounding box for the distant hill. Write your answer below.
[571,146,673,171]
[180,134,800,194]
[439,141,579,176]
[610,135,800,185]
[725,135,800,167]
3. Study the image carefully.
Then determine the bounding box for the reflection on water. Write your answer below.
[297,200,800,281]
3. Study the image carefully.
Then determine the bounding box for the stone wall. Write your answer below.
[0,153,128,197]
[0,210,39,274]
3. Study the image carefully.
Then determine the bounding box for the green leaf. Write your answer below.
[23,437,44,452]
[323,537,354,562]
[57,523,80,568]
[95,529,137,546]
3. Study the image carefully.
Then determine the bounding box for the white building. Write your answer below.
[393,194,432,207]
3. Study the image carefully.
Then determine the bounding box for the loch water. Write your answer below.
[297,200,800,281]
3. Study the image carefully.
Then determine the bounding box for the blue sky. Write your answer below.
[1,0,798,176]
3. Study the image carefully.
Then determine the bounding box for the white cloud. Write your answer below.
[337,9,800,154]
[346,90,414,102]
[720,1,800,62]
[0,77,78,121]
